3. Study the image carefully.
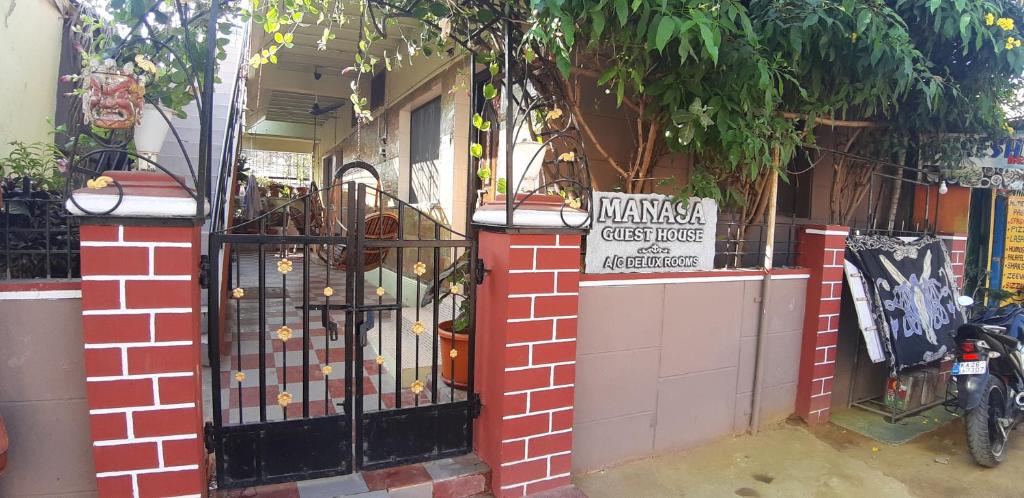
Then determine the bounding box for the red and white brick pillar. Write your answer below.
[795,224,849,424]
[68,172,206,497]
[939,232,968,289]
[472,225,581,498]
[938,232,968,378]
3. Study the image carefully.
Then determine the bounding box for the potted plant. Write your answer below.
[0,141,66,193]
[0,141,79,279]
[422,255,473,388]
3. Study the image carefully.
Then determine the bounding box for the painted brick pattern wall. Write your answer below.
[474,230,582,498]
[499,233,580,497]
[939,233,968,288]
[79,224,205,497]
[795,225,849,424]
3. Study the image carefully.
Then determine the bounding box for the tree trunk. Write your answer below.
[885,151,908,232]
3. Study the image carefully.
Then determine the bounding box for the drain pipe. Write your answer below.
[750,147,780,435]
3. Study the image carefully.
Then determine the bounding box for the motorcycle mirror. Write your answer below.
[957,296,975,307]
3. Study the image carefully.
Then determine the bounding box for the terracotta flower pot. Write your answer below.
[438,320,470,389]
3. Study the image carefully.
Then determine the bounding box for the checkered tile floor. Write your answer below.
[217,250,466,426]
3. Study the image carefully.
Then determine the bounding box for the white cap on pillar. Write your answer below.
[472,195,590,229]
[65,171,209,218]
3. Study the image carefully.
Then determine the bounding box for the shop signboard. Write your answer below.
[1002,195,1024,297]
[585,191,718,274]
[943,135,1024,190]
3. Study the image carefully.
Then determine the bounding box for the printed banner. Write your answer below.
[585,192,717,274]
[846,235,963,373]
[941,135,1024,189]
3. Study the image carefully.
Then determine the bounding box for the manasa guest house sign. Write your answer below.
[585,191,718,274]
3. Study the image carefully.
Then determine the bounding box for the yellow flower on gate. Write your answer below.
[449,349,458,359]
[277,391,292,407]
[413,261,427,276]
[321,365,333,376]
[277,258,293,274]
[411,321,426,336]
[277,325,293,342]
[376,287,386,297]
[558,151,576,162]
[449,283,462,296]
[86,176,114,189]
[376,355,386,365]
[323,286,334,297]
[410,379,425,394]
[232,287,245,299]
[986,13,996,26]
[546,108,563,121]
[998,17,1015,31]
[234,371,246,382]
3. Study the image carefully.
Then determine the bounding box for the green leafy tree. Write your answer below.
[244,0,1024,225]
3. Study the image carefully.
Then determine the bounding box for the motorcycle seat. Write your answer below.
[985,330,1020,350]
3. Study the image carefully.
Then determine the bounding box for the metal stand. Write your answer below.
[851,396,947,424]
[846,320,945,424]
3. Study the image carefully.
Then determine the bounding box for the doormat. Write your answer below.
[830,406,959,446]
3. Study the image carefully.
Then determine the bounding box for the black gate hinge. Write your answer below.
[199,255,210,289]
[203,421,216,453]
[474,258,488,285]
[470,393,483,418]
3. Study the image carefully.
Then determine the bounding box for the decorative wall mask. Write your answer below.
[81,59,146,129]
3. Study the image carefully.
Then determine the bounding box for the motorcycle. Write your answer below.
[953,296,1024,467]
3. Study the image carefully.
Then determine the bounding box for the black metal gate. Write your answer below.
[207,182,477,489]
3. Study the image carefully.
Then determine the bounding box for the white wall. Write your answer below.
[0,0,64,156]
[156,27,245,190]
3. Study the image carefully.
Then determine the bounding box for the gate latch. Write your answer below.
[474,258,488,285]
[199,255,210,289]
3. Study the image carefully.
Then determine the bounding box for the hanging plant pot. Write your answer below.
[134,104,172,164]
[81,59,146,130]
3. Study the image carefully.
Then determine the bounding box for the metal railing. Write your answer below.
[1,184,79,280]
[713,214,802,270]
[211,53,248,233]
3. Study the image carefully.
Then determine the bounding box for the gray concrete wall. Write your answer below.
[572,275,809,472]
[0,295,97,497]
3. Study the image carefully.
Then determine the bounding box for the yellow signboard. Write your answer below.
[1002,195,1024,297]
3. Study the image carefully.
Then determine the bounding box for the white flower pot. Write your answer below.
[134,104,172,164]
[509,140,545,193]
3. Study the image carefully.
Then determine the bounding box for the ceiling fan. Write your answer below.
[310,100,345,117]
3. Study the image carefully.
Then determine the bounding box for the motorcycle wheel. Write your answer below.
[966,376,1009,467]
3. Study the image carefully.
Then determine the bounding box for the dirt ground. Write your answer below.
[573,416,1024,497]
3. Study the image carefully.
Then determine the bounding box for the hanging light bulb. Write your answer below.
[939,180,948,195]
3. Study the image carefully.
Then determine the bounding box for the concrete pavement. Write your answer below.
[574,417,1024,497]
